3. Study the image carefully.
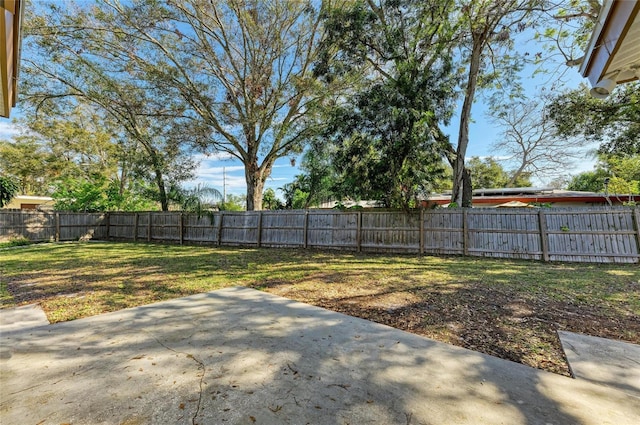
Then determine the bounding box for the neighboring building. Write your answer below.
[3,195,55,210]
[314,188,640,210]
[0,0,23,118]
[580,0,640,98]
[422,188,640,208]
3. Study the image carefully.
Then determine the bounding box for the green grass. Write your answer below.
[1,241,638,375]
[0,236,32,249]
[1,241,638,320]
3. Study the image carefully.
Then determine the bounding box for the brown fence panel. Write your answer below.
[58,212,107,241]
[107,212,135,240]
[361,211,421,253]
[149,212,181,242]
[260,211,306,247]
[543,209,638,263]
[183,213,220,244]
[422,210,464,255]
[466,209,542,260]
[0,210,55,241]
[220,212,259,245]
[306,210,358,250]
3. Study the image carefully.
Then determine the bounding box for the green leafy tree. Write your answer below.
[311,0,457,209]
[262,188,284,210]
[23,2,201,211]
[450,0,545,207]
[219,194,246,211]
[547,82,640,157]
[52,175,111,212]
[65,0,332,211]
[467,156,532,188]
[567,155,640,195]
[169,184,222,213]
[566,171,604,192]
[0,137,51,195]
[52,175,159,212]
[0,176,19,207]
[534,0,600,73]
[281,146,338,209]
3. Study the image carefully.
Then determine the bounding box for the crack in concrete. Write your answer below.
[144,332,206,425]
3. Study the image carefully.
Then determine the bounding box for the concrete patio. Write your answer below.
[1,287,638,424]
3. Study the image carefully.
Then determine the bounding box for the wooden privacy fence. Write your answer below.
[1,208,639,263]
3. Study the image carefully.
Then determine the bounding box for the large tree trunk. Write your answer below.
[452,35,484,208]
[153,167,169,211]
[245,158,273,211]
[245,175,264,211]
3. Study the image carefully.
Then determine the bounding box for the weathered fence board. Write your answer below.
[1,208,638,263]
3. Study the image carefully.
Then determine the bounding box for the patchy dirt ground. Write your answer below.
[256,279,640,377]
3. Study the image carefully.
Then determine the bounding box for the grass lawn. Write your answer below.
[1,241,639,376]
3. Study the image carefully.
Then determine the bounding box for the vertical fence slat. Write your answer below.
[55,212,60,242]
[633,207,640,255]
[356,211,362,252]
[256,211,263,247]
[217,212,224,246]
[303,210,309,249]
[463,209,469,256]
[539,210,549,262]
[419,208,425,255]
[147,213,152,242]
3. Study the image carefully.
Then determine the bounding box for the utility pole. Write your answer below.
[223,167,227,203]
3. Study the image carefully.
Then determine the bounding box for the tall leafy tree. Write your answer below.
[85,0,331,210]
[467,156,532,188]
[23,1,205,211]
[449,0,546,207]
[0,137,51,195]
[311,0,458,209]
[568,155,640,196]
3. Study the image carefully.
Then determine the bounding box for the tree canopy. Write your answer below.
[307,0,457,209]
[22,0,332,211]
[547,82,640,157]
[466,156,532,189]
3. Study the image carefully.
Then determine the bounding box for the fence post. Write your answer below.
[539,210,550,262]
[147,212,152,242]
[256,211,263,247]
[55,212,60,242]
[303,210,309,249]
[133,213,139,242]
[217,211,224,246]
[632,207,640,261]
[463,209,469,256]
[356,211,362,252]
[179,213,184,245]
[420,208,425,255]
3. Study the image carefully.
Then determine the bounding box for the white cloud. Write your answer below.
[0,121,21,139]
